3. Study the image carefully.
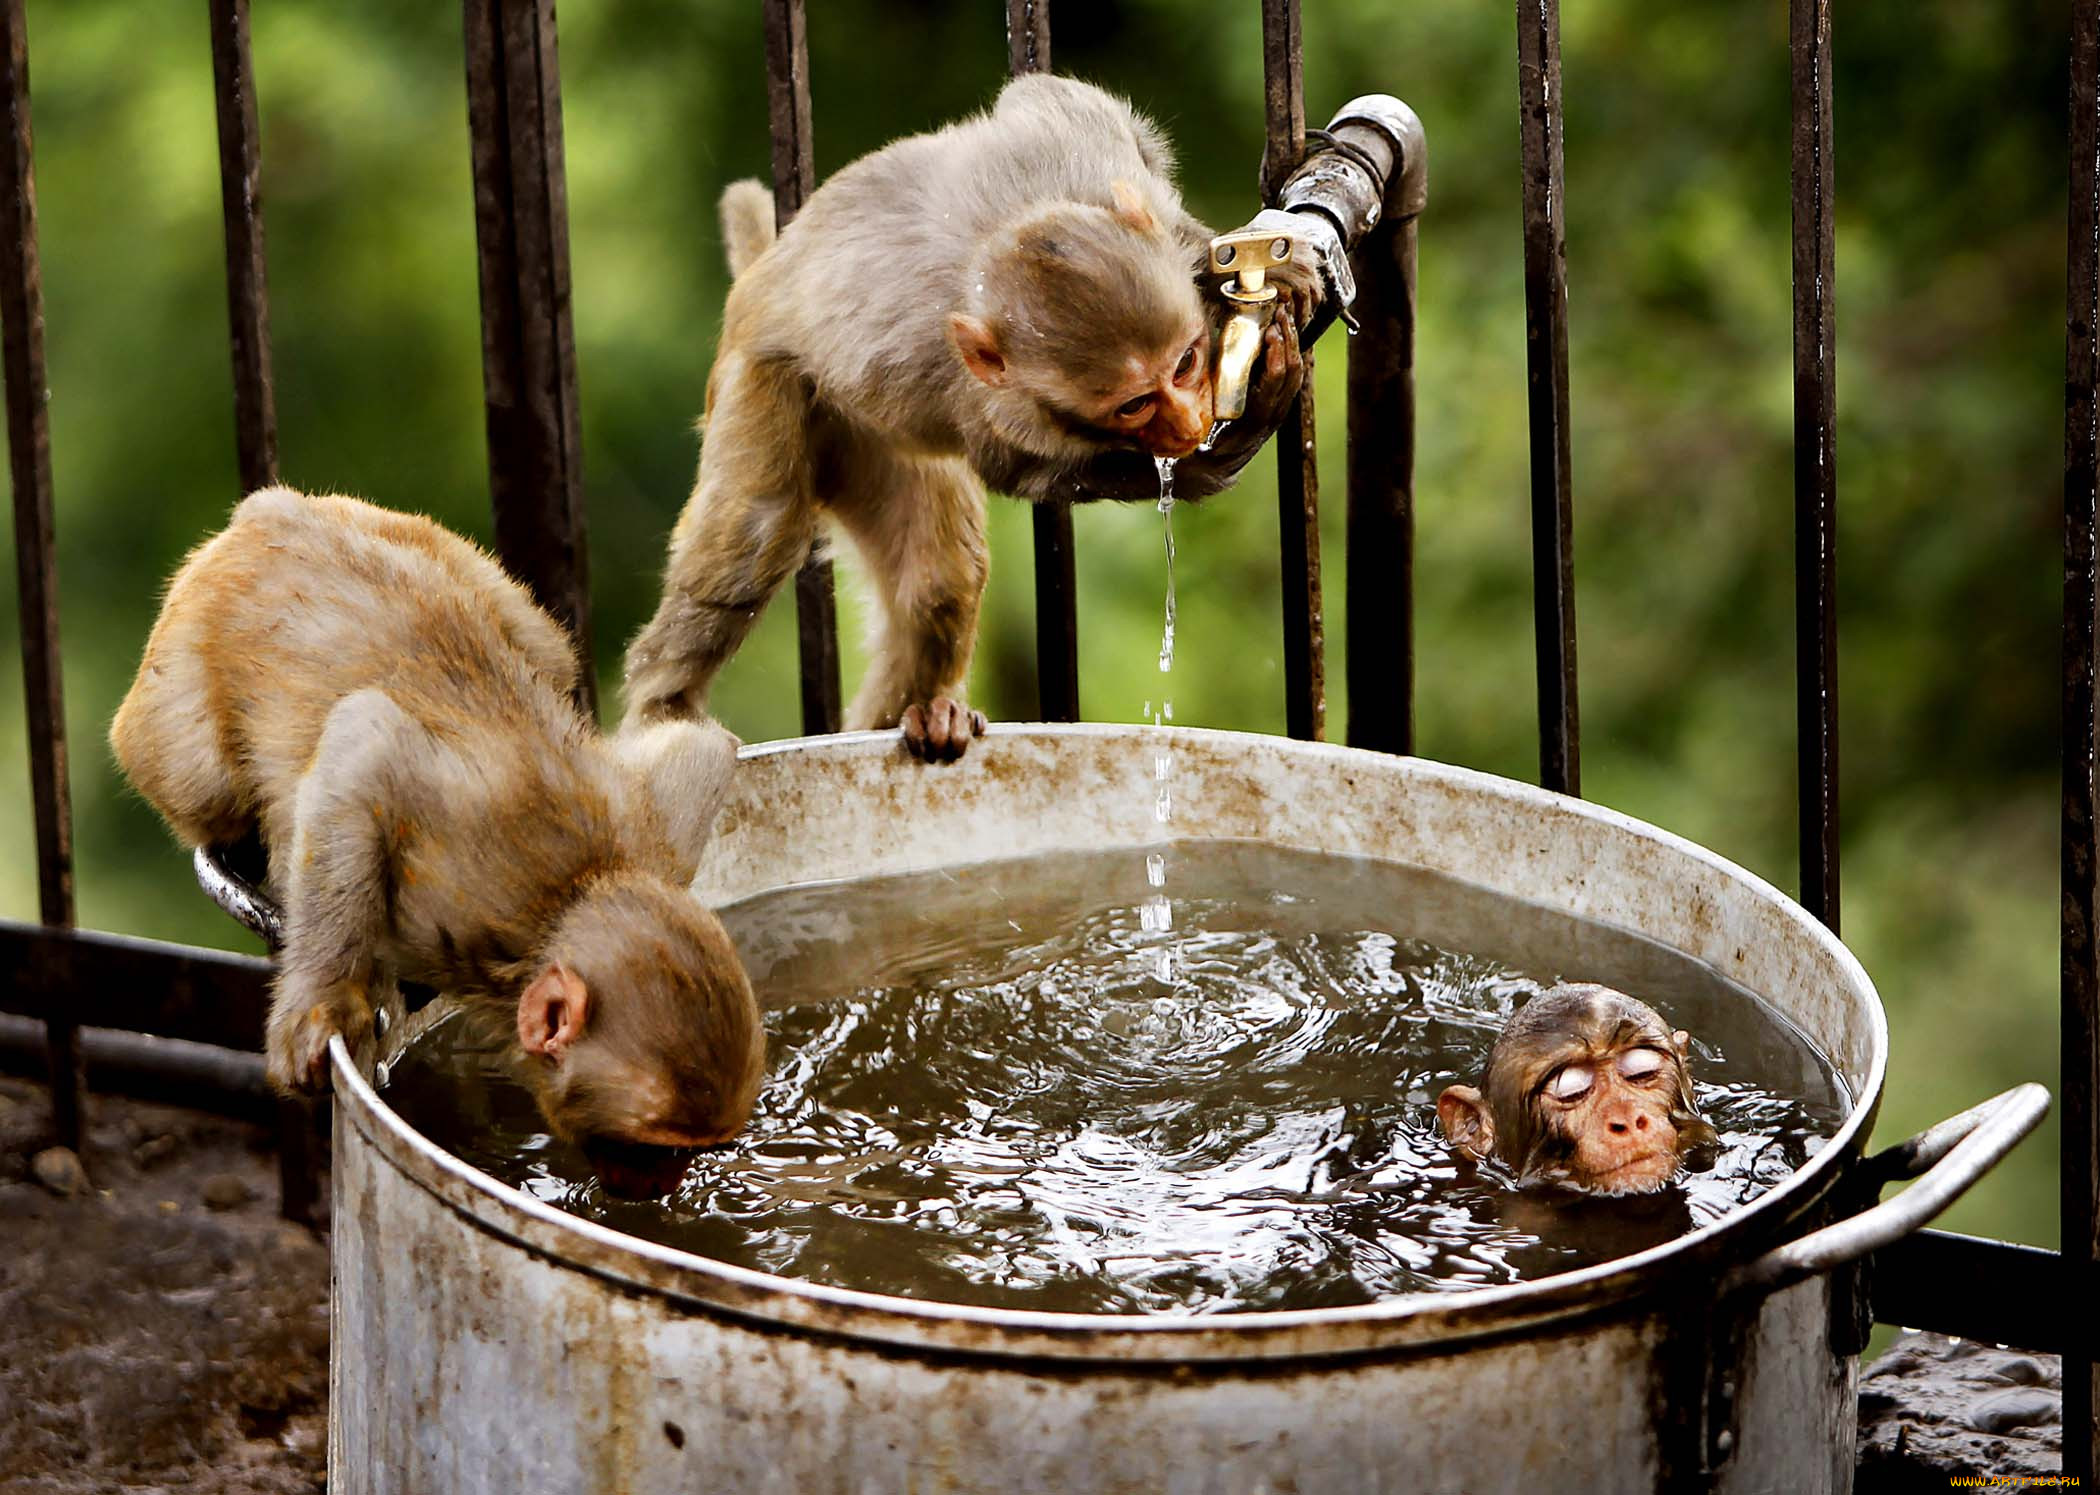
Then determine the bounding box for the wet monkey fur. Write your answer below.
[112,489,765,1151]
[1437,984,1721,1196]
[623,75,1321,761]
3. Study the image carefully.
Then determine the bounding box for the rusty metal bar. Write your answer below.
[0,921,273,1052]
[2066,0,2100,1474]
[207,0,278,494]
[761,0,842,736]
[1870,1230,2065,1355]
[1345,205,1423,757]
[1515,0,1580,796]
[463,0,595,714]
[1005,0,1078,723]
[1261,0,1323,742]
[1792,0,1839,933]
[0,0,82,1150]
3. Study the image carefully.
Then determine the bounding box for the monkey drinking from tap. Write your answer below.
[623,74,1325,762]
[1436,984,1720,1196]
[112,489,766,1153]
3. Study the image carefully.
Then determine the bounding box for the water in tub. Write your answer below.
[383,839,1850,1316]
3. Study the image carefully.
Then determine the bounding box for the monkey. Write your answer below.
[110,488,766,1153]
[621,73,1324,762]
[1435,984,1721,1196]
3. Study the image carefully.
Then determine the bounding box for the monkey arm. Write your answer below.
[267,689,428,1092]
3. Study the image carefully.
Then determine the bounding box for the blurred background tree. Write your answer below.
[0,0,2068,1248]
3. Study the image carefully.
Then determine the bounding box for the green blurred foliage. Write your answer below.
[0,0,2067,1249]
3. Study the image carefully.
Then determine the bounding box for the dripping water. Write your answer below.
[1145,455,1179,982]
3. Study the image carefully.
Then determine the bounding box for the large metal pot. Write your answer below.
[314,725,2046,1494]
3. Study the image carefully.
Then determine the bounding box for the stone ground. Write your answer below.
[0,1075,2071,1491]
[0,1076,328,1495]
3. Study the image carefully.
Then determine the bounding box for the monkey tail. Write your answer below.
[719,179,777,279]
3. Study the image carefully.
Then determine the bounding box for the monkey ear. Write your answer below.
[948,313,1008,387]
[519,962,590,1062]
[1109,178,1159,235]
[613,716,740,885]
[1436,1085,1496,1159]
[1671,1029,1692,1058]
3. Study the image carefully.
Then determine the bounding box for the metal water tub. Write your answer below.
[321,724,2047,1494]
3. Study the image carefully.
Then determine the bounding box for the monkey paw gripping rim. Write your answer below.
[292,725,2045,1494]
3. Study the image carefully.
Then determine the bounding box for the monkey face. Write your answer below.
[1437,984,1720,1197]
[519,880,767,1157]
[1084,323,1214,459]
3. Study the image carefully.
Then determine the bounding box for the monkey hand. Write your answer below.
[901,698,988,763]
[265,978,375,1094]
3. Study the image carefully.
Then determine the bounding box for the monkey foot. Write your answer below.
[901,698,988,763]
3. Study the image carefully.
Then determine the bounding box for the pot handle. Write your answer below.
[1724,1082,2051,1298]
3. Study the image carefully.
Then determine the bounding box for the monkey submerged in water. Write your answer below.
[112,489,765,1154]
[623,74,1322,761]
[1436,984,1721,1196]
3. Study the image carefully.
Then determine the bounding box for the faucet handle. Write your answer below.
[1207,229,1291,300]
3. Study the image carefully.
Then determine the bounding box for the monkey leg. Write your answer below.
[827,447,991,762]
[622,352,822,730]
[268,689,426,1093]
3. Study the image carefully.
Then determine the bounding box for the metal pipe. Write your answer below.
[1006,0,1078,725]
[762,0,843,737]
[1343,114,1427,758]
[1261,0,1324,744]
[1792,0,1839,932]
[207,0,278,495]
[0,0,82,1150]
[2065,0,2100,1475]
[0,1013,276,1117]
[462,0,596,717]
[1515,0,1580,797]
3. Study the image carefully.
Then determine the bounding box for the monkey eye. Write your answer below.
[1174,342,1201,382]
[1116,393,1156,419]
[1545,1064,1594,1102]
[1618,1047,1668,1081]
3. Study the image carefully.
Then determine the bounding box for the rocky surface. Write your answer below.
[1857,1330,2064,1488]
[0,1076,329,1495]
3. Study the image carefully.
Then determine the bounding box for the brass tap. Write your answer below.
[1206,229,1293,422]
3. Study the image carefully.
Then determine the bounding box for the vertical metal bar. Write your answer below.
[463,0,595,715]
[207,0,278,495]
[1515,0,1580,796]
[1345,213,1419,756]
[1792,0,1840,932]
[2065,0,2100,1477]
[1261,0,1324,742]
[209,0,316,1223]
[762,0,842,736]
[0,0,81,1150]
[1006,0,1078,723]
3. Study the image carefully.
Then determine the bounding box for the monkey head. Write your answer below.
[1436,983,1720,1196]
[515,874,766,1155]
[948,180,1213,461]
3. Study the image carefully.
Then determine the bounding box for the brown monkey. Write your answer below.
[111,488,765,1150]
[622,74,1321,761]
[1436,984,1720,1196]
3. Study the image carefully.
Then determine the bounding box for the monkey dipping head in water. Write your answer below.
[112,488,766,1154]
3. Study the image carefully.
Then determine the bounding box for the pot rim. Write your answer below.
[336,724,1888,1364]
